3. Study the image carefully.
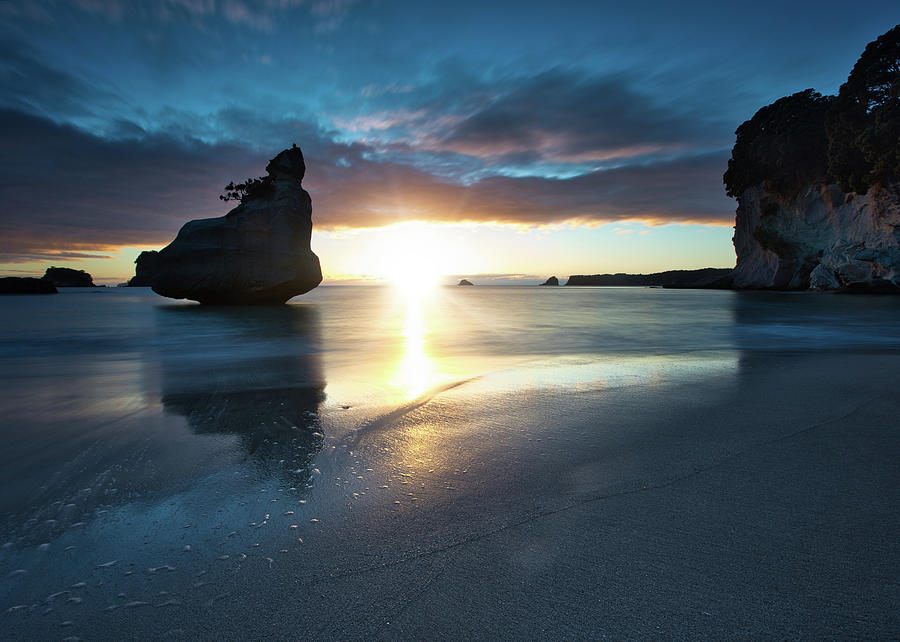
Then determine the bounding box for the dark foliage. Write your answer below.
[219,176,274,203]
[828,24,900,192]
[725,25,900,198]
[724,89,832,198]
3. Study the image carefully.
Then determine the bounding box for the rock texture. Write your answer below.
[732,183,900,292]
[0,277,58,294]
[42,267,95,287]
[540,276,559,286]
[136,146,322,304]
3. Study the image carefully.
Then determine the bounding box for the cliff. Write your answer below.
[732,183,900,291]
[135,146,322,304]
[725,25,900,292]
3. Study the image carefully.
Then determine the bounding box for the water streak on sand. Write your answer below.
[346,376,482,446]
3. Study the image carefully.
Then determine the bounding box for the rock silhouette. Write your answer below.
[458,279,474,286]
[540,276,559,286]
[137,146,322,304]
[565,269,731,287]
[41,267,94,287]
[0,277,58,294]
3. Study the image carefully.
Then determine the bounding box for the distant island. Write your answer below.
[458,279,474,286]
[0,267,98,294]
[540,276,559,286]
[564,268,732,288]
[42,266,95,287]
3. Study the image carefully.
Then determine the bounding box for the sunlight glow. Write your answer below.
[366,222,451,290]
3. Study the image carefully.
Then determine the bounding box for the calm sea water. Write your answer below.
[1,285,898,634]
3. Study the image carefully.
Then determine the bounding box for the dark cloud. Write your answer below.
[436,68,731,163]
[0,104,733,261]
[0,108,264,257]
[338,65,735,175]
[0,40,123,120]
[7,1,361,33]
[308,147,733,228]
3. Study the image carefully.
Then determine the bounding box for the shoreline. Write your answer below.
[2,347,898,638]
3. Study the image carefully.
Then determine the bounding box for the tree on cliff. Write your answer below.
[723,89,832,198]
[725,24,900,198]
[828,24,900,193]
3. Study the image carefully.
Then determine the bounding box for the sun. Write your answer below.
[370,222,448,290]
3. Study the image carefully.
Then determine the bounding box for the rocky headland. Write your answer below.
[565,268,732,288]
[135,146,322,304]
[724,26,900,293]
[0,277,58,294]
[540,276,559,286]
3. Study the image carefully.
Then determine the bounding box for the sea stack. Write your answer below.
[458,279,474,286]
[540,276,559,286]
[136,146,322,304]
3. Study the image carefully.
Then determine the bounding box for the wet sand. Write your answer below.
[3,348,897,639]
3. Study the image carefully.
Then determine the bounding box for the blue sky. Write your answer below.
[1,1,897,281]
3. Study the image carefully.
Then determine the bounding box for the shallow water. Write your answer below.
[1,285,898,637]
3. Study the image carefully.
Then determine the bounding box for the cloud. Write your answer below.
[439,69,719,162]
[0,251,114,264]
[0,108,264,258]
[0,40,124,120]
[0,41,738,264]
[0,104,734,262]
[14,0,362,33]
[330,66,734,174]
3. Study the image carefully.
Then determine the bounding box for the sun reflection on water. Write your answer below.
[389,288,443,400]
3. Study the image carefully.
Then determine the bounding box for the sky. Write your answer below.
[1,1,898,284]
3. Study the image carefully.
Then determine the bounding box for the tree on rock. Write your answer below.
[724,89,832,198]
[828,24,900,193]
[220,176,274,203]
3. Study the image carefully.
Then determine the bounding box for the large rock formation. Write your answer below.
[732,183,900,291]
[725,26,900,292]
[540,276,559,286]
[136,146,322,304]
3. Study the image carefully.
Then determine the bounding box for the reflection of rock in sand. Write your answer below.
[156,304,326,480]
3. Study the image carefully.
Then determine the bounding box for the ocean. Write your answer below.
[1,285,898,638]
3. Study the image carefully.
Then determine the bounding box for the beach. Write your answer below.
[1,286,898,639]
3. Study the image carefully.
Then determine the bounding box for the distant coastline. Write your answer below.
[562,268,732,288]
